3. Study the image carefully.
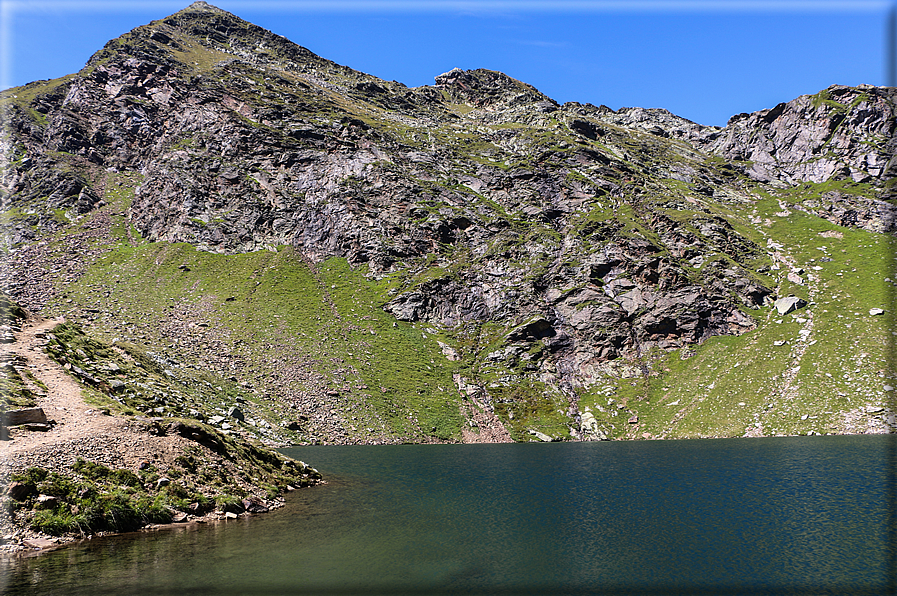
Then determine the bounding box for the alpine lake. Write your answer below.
[1,435,894,595]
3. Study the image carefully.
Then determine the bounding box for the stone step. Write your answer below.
[1,407,48,426]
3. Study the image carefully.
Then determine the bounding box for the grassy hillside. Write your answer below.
[16,167,893,443]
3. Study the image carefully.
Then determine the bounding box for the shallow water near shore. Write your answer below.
[1,435,894,595]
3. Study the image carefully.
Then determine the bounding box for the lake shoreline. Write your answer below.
[0,479,332,558]
[2,437,892,594]
[0,316,324,559]
[3,429,891,560]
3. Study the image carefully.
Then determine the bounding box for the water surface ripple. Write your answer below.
[1,435,893,595]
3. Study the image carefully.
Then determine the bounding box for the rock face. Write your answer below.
[0,2,894,442]
[700,86,896,186]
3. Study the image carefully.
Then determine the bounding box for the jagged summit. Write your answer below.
[82,0,337,78]
[435,67,557,113]
[701,84,897,186]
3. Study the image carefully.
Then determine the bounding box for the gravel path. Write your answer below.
[4,318,119,454]
[1,317,190,468]
[0,316,195,552]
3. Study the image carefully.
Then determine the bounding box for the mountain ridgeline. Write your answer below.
[2,1,895,444]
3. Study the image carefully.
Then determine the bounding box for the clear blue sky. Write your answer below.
[1,1,893,127]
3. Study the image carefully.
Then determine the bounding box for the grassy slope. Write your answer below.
[35,171,464,443]
[24,165,895,443]
[576,183,894,439]
[4,88,891,442]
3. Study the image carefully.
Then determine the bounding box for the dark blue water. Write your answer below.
[2,435,894,595]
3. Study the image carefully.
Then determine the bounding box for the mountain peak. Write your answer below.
[180,1,231,15]
[2,1,895,448]
[186,0,217,9]
[178,0,247,19]
[79,0,336,83]
[435,67,557,112]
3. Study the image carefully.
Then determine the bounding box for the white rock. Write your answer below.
[774,296,806,315]
[528,429,553,442]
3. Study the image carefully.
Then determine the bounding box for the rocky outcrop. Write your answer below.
[588,104,714,142]
[795,190,897,234]
[698,85,897,187]
[435,67,559,118]
[584,84,897,195]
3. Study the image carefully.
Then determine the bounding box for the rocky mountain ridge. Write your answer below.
[1,1,895,445]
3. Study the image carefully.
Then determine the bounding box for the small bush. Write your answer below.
[72,458,112,481]
[191,493,214,514]
[215,494,244,514]
[10,467,48,486]
[37,473,76,498]
[31,510,78,535]
[174,454,197,472]
[79,490,142,533]
[110,469,141,487]
[161,482,190,500]
[73,458,140,488]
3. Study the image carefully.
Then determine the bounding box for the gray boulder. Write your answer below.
[1,408,48,426]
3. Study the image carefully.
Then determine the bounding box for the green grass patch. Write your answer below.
[490,379,571,441]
